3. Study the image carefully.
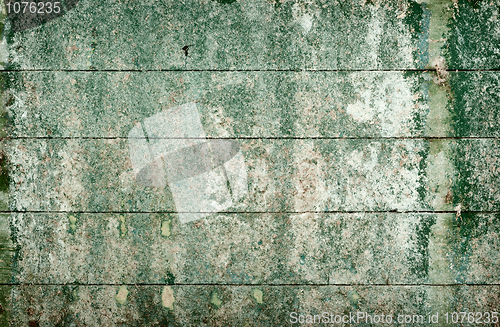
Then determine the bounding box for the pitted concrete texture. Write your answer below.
[4,71,500,138]
[7,285,500,326]
[6,138,500,212]
[8,212,500,285]
[0,0,499,325]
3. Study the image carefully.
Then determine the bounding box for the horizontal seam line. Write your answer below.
[4,137,500,140]
[2,69,500,73]
[2,283,500,287]
[1,211,499,214]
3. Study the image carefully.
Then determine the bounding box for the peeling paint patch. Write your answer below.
[68,215,77,234]
[253,289,263,304]
[161,286,174,309]
[119,215,127,237]
[161,220,170,238]
[211,291,222,307]
[115,286,128,305]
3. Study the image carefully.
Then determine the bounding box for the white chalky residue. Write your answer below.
[346,144,379,172]
[346,73,418,137]
[345,88,376,124]
[10,146,40,210]
[394,215,415,251]
[0,15,7,68]
[299,14,313,34]
[58,147,86,211]
[365,7,383,68]
[396,20,414,69]
[5,91,26,132]
[291,3,316,35]
[345,141,422,210]
[364,5,414,68]
[9,138,89,212]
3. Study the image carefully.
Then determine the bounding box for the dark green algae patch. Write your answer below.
[450,139,500,212]
[0,108,11,326]
[446,0,500,70]
[449,72,500,137]
[451,212,500,284]
[403,0,430,69]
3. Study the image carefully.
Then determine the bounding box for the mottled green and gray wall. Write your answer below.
[0,0,499,326]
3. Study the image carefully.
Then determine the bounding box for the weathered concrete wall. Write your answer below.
[0,0,499,326]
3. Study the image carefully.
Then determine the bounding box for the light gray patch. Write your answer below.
[128,103,247,223]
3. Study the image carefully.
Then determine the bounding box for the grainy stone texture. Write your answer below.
[9,212,500,286]
[4,71,500,138]
[4,0,500,70]
[6,0,421,70]
[1,0,500,325]
[7,138,500,212]
[7,285,500,326]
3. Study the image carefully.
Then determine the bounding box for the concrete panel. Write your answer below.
[7,285,500,326]
[4,0,499,70]
[4,71,500,138]
[9,212,500,285]
[7,138,500,212]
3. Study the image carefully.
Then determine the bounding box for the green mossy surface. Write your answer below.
[451,139,500,212]
[0,216,13,327]
[8,210,500,286]
[6,0,431,70]
[5,71,500,138]
[6,285,500,326]
[2,0,500,324]
[446,0,500,70]
[450,72,500,137]
[12,212,474,285]
[6,138,442,212]
[5,71,428,138]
